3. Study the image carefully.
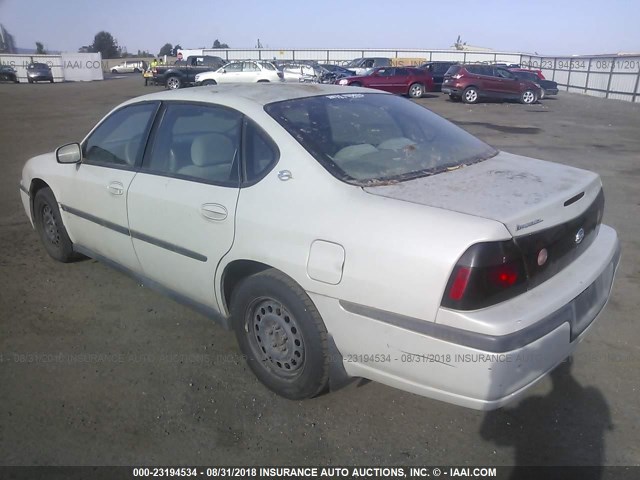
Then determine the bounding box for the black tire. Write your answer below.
[202,80,216,86]
[462,86,479,104]
[49,79,54,83]
[111,68,117,74]
[133,68,140,73]
[408,82,424,98]
[166,76,181,90]
[28,78,34,84]
[520,89,537,104]
[33,187,76,262]
[231,269,329,399]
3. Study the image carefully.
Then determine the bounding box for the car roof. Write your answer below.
[119,83,388,110]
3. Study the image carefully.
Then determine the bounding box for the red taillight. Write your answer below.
[442,241,527,310]
[449,267,471,300]
[488,264,519,287]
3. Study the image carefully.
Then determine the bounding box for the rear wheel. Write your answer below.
[111,68,117,74]
[166,76,181,89]
[462,86,479,104]
[408,82,424,98]
[231,269,330,400]
[521,89,537,104]
[33,187,76,262]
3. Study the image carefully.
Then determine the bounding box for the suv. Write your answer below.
[442,64,541,104]
[27,62,54,83]
[344,57,392,76]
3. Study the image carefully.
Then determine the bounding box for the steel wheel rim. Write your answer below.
[167,78,179,89]
[465,89,477,102]
[523,91,535,103]
[41,204,60,245]
[410,84,423,97]
[245,297,305,379]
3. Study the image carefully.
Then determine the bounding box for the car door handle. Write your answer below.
[107,182,124,195]
[201,203,228,221]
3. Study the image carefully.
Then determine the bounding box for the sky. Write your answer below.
[2,0,639,56]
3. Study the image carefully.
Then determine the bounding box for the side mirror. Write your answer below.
[56,143,81,164]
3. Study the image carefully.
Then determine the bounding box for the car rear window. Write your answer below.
[445,65,461,76]
[265,93,497,186]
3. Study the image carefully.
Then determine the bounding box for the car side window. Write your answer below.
[225,62,243,72]
[242,119,279,184]
[143,103,242,186]
[243,62,260,72]
[377,68,394,76]
[83,103,157,168]
[395,68,409,76]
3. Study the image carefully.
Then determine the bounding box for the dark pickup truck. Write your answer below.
[153,55,226,89]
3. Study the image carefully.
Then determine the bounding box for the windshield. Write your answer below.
[265,93,497,186]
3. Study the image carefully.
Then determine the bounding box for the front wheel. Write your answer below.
[166,76,181,90]
[231,269,330,400]
[521,89,537,104]
[462,86,479,104]
[201,80,216,86]
[408,82,424,98]
[33,187,77,262]
[111,68,117,74]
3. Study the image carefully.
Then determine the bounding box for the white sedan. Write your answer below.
[19,84,620,409]
[194,60,283,85]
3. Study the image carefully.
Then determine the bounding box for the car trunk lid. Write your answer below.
[363,151,601,237]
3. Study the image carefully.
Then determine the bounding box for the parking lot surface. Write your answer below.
[1,77,639,467]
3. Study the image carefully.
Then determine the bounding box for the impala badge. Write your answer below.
[575,228,585,245]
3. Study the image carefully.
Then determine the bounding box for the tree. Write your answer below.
[35,41,46,54]
[91,31,119,59]
[212,39,229,49]
[159,43,173,57]
[171,44,182,56]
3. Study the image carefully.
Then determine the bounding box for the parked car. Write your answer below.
[0,65,19,83]
[418,61,458,91]
[442,64,541,104]
[277,61,325,83]
[508,67,545,80]
[337,67,433,98]
[343,57,392,76]
[27,62,53,83]
[319,64,356,76]
[318,64,356,84]
[509,69,558,98]
[110,60,146,74]
[153,55,226,89]
[195,61,283,85]
[20,84,619,409]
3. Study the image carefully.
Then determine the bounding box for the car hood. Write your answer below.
[363,151,601,236]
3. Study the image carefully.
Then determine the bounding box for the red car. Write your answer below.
[337,67,433,98]
[509,67,546,80]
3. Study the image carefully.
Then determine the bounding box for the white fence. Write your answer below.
[0,53,104,82]
[521,54,640,103]
[200,48,523,65]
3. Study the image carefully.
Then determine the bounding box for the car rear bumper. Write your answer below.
[310,225,620,409]
[441,87,461,96]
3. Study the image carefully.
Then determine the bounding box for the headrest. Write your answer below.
[190,133,235,167]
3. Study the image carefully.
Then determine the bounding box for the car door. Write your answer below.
[217,62,244,84]
[242,61,261,82]
[58,102,159,272]
[368,68,396,92]
[393,68,411,93]
[492,68,520,97]
[126,102,242,309]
